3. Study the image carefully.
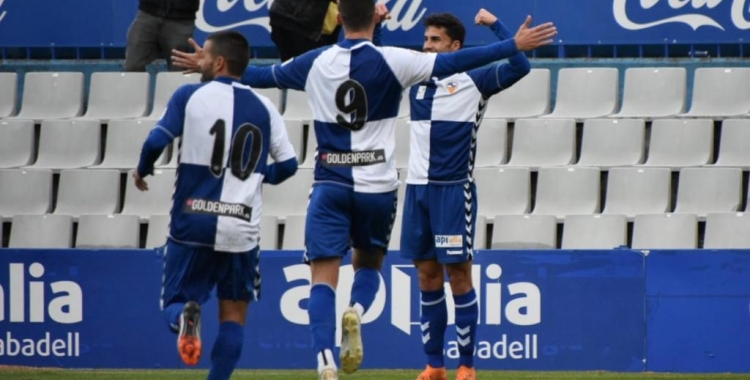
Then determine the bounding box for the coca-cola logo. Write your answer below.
[614,0,750,31]
[196,0,427,34]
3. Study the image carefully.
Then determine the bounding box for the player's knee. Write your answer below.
[446,262,473,295]
[219,300,249,325]
[352,248,384,270]
[416,262,444,291]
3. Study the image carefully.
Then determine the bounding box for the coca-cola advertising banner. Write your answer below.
[0,0,748,48]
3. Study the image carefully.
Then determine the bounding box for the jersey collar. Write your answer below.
[213,76,239,85]
[339,38,371,49]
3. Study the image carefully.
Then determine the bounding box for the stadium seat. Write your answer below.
[263,169,314,220]
[27,119,101,170]
[91,119,153,170]
[474,118,508,167]
[612,67,686,119]
[0,120,35,168]
[712,119,750,167]
[505,118,576,168]
[156,139,179,169]
[281,119,305,163]
[394,118,410,169]
[14,72,84,121]
[491,215,557,249]
[397,89,410,118]
[576,118,646,167]
[704,213,750,249]
[255,88,283,113]
[0,72,18,117]
[542,68,618,120]
[0,169,53,219]
[281,214,306,249]
[388,215,402,250]
[533,167,601,219]
[561,214,627,249]
[9,214,73,248]
[121,169,176,219]
[474,167,531,218]
[54,169,120,217]
[474,215,487,250]
[148,72,200,119]
[632,214,698,249]
[603,168,671,219]
[283,90,313,121]
[673,167,742,218]
[80,72,149,121]
[678,68,750,118]
[484,69,550,120]
[76,214,140,249]
[260,216,279,250]
[300,124,317,168]
[396,168,407,215]
[641,119,713,168]
[145,215,170,248]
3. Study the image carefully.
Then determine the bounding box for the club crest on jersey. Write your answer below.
[447,82,458,95]
[185,198,251,221]
[320,150,386,167]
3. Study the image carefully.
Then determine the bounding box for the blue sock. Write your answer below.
[309,284,337,354]
[207,322,244,380]
[454,289,478,368]
[163,303,184,334]
[350,268,380,314]
[421,288,448,368]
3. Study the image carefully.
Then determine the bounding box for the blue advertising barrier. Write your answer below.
[0,0,748,48]
[0,249,649,371]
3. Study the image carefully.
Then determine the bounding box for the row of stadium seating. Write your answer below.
[2,67,750,122]
[2,117,750,170]
[2,211,748,250]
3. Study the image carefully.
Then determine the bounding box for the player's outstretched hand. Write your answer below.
[514,16,557,51]
[475,8,498,26]
[172,38,203,74]
[133,171,149,192]
[376,3,391,22]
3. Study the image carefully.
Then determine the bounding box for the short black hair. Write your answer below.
[424,13,466,48]
[338,0,376,33]
[206,30,250,77]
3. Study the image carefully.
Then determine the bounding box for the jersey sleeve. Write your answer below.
[242,47,329,91]
[156,84,195,138]
[467,20,531,98]
[380,46,438,88]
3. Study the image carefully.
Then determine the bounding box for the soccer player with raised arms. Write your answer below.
[135,30,298,380]
[173,2,555,379]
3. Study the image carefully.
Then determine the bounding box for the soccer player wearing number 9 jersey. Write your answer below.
[135,31,298,380]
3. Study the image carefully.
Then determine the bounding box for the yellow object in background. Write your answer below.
[321,2,339,35]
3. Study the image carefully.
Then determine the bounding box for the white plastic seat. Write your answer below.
[562,214,627,249]
[121,169,176,219]
[76,214,140,249]
[491,215,557,249]
[613,68,686,118]
[632,214,698,249]
[14,72,84,121]
[474,119,508,167]
[533,167,601,219]
[0,169,53,219]
[576,119,645,167]
[27,120,101,170]
[395,119,410,169]
[0,120,35,168]
[282,119,305,162]
[281,214,306,249]
[396,168,407,216]
[678,68,750,118]
[80,72,150,121]
[146,215,170,248]
[149,72,200,118]
[92,119,154,170]
[398,89,410,118]
[506,118,576,168]
[0,73,18,117]
[473,167,531,218]
[673,167,742,218]
[542,68,618,120]
[283,90,313,120]
[156,139,179,169]
[473,215,487,250]
[263,169,314,220]
[260,216,279,250]
[704,213,750,249]
[603,168,671,219]
[54,170,120,218]
[255,88,283,113]
[300,124,318,168]
[388,215,403,250]
[641,119,713,168]
[9,214,73,248]
[712,119,750,167]
[484,69,550,119]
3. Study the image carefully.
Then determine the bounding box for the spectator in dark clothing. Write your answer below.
[125,0,199,71]
[269,0,342,62]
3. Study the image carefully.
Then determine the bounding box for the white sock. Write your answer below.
[352,302,365,318]
[317,349,337,373]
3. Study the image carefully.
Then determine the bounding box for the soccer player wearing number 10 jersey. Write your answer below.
[135,31,298,380]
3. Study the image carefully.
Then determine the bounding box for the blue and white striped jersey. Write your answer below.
[243,35,520,193]
[406,20,531,185]
[138,77,297,252]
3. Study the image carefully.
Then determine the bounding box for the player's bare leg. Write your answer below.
[310,257,342,379]
[446,261,476,380]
